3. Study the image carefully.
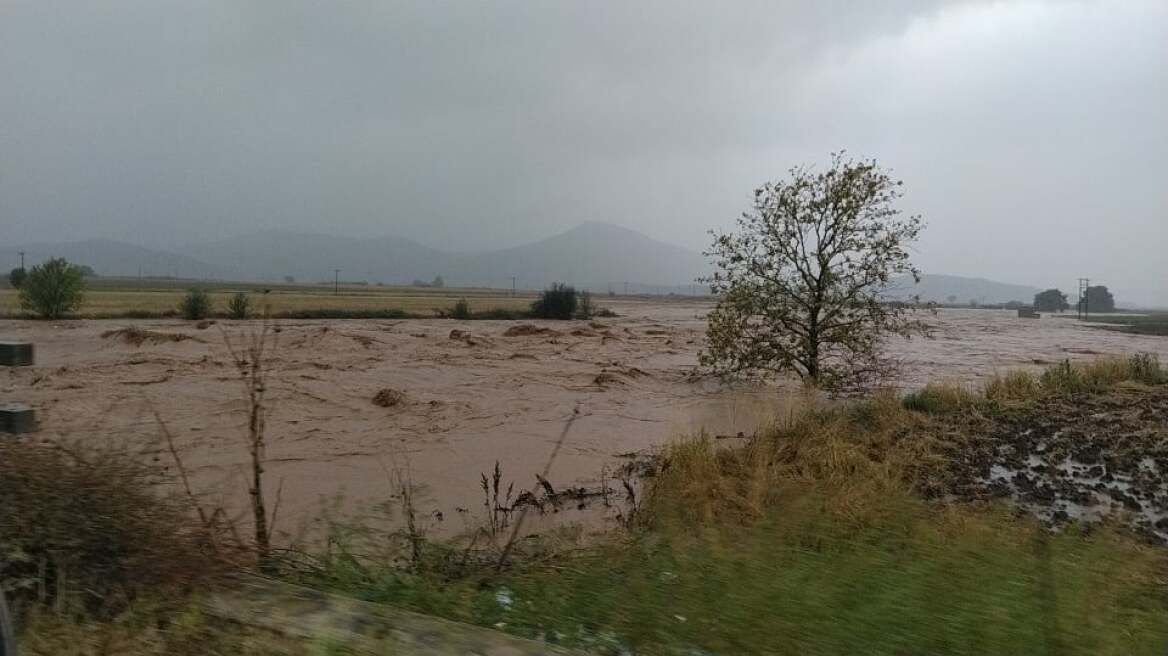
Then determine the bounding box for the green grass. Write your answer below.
[292,462,1168,655]
[471,497,1167,655]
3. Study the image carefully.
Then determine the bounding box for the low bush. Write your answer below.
[227,292,250,320]
[0,439,215,618]
[530,283,577,320]
[179,289,211,321]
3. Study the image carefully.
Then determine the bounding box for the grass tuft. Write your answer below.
[903,383,982,414]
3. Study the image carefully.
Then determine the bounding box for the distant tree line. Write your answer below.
[1033,286,1115,313]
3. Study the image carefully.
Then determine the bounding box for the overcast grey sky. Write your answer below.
[2,1,1165,303]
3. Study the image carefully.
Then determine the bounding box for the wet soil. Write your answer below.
[943,384,1168,541]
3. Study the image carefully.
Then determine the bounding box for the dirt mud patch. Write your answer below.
[101,326,201,346]
[502,324,561,338]
[944,385,1168,541]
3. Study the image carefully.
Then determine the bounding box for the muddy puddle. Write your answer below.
[956,385,1168,541]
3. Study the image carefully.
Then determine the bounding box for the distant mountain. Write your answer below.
[3,230,1048,305]
[448,222,709,291]
[183,229,449,284]
[0,239,217,279]
[179,222,711,290]
[887,274,1041,305]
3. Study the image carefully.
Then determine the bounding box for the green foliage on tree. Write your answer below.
[1082,286,1116,313]
[701,153,927,391]
[1034,289,1069,312]
[180,288,212,320]
[8,267,26,289]
[531,283,578,320]
[18,258,85,319]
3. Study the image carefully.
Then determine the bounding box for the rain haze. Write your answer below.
[8,4,1168,650]
[1,0,1165,305]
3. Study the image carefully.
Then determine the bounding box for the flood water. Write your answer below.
[1,304,1165,539]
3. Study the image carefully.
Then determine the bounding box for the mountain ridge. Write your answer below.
[3,224,1055,303]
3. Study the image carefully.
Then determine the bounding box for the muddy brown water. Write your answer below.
[2,304,1165,540]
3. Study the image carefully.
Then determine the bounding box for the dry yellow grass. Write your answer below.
[0,284,533,318]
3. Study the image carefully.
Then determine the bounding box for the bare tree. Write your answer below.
[701,153,927,391]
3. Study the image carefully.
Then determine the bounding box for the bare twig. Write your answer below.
[149,402,211,528]
[266,476,286,544]
[497,404,583,569]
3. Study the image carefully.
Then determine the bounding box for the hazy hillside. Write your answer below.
[4,229,1053,304]
[0,239,216,279]
[184,230,450,284]
[448,222,709,290]
[179,222,709,289]
[888,274,1042,305]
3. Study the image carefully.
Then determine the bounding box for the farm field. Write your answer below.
[0,278,540,318]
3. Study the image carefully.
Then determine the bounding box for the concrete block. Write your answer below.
[0,403,35,433]
[0,342,33,366]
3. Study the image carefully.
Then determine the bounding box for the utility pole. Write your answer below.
[1078,278,1090,320]
[334,269,341,295]
[18,251,24,271]
[511,276,516,297]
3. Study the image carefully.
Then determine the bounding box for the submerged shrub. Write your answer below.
[451,298,471,320]
[531,283,577,320]
[18,257,85,320]
[179,289,212,321]
[227,292,250,320]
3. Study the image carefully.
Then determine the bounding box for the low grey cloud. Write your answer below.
[2,1,1164,303]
